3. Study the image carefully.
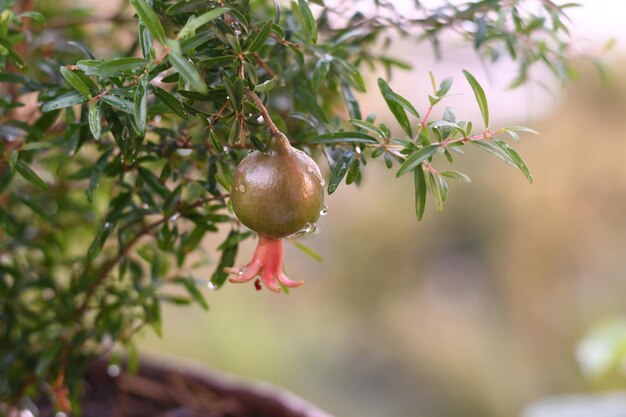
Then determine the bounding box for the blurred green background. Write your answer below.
[138,65,626,417]
[31,0,626,416]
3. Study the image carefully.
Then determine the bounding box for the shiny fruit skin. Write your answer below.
[231,134,324,239]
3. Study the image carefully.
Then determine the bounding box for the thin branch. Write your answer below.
[73,194,228,318]
[252,52,276,78]
[244,89,281,136]
[43,14,133,30]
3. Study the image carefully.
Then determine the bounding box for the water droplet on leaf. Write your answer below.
[107,364,121,377]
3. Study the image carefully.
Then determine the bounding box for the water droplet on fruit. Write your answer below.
[320,204,328,216]
[320,179,325,186]
[107,364,121,377]
[287,222,318,239]
[238,184,247,193]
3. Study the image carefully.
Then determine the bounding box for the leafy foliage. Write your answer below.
[0,0,593,413]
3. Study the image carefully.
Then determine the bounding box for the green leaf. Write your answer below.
[130,0,166,44]
[178,8,228,39]
[437,77,453,97]
[426,171,443,212]
[139,22,155,59]
[19,11,47,24]
[293,0,317,43]
[292,241,322,262]
[471,140,515,165]
[138,166,171,199]
[134,78,148,133]
[341,84,361,120]
[413,165,426,220]
[60,67,91,97]
[312,58,331,90]
[166,39,207,93]
[254,76,279,93]
[345,158,360,185]
[349,119,386,139]
[396,144,439,177]
[95,57,151,75]
[87,149,113,202]
[19,142,54,151]
[247,20,273,51]
[494,139,533,183]
[335,59,366,92]
[294,87,328,123]
[88,101,102,140]
[504,125,539,135]
[378,78,413,137]
[440,170,471,182]
[87,220,114,260]
[328,150,355,194]
[166,0,212,15]
[310,131,377,144]
[173,276,209,310]
[211,230,240,288]
[101,95,134,114]
[153,86,189,119]
[41,91,88,112]
[462,69,489,127]
[197,55,237,67]
[15,161,47,190]
[0,38,26,72]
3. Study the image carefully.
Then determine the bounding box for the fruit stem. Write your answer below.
[245,89,281,136]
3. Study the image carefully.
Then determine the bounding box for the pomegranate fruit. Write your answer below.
[226,133,325,292]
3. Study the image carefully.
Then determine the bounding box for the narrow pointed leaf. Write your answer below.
[495,139,533,183]
[60,67,91,97]
[328,150,355,194]
[88,102,102,140]
[440,170,471,182]
[167,40,207,93]
[247,20,273,51]
[130,0,166,44]
[378,78,413,136]
[95,57,151,75]
[178,8,228,39]
[15,161,47,190]
[413,166,426,220]
[462,69,489,127]
[396,144,439,177]
[310,131,377,144]
[41,92,88,112]
[153,86,189,119]
[102,95,134,114]
[134,79,148,133]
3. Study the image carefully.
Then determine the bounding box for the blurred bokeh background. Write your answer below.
[30,0,626,416]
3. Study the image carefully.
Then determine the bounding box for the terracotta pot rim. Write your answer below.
[88,355,335,417]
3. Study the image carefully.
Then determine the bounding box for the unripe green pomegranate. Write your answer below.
[227,133,325,292]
